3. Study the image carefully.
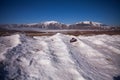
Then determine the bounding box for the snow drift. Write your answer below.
[0,33,120,80]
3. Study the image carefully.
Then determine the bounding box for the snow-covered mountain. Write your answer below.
[76,21,102,26]
[27,21,63,27]
[69,21,109,29]
[41,21,59,26]
[0,33,120,80]
[40,21,68,29]
[0,21,111,31]
[26,21,60,26]
[0,21,68,31]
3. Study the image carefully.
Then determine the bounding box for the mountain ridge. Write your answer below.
[0,21,119,31]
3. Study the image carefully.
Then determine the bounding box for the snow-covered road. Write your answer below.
[0,33,120,80]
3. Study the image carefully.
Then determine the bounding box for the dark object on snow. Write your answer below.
[113,76,120,80]
[70,38,77,43]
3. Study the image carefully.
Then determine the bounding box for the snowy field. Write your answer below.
[0,33,120,80]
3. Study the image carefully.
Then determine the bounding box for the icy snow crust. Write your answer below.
[0,33,120,80]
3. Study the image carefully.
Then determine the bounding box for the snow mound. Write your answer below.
[0,33,120,80]
[0,34,21,61]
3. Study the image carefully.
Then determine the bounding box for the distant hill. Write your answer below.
[0,21,119,31]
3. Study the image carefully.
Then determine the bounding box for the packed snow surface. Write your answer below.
[0,33,120,80]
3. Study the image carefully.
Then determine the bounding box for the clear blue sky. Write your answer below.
[0,0,120,25]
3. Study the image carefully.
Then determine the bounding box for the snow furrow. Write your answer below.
[45,34,85,80]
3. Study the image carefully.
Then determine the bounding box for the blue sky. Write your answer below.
[0,0,120,25]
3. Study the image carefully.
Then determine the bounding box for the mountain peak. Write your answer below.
[76,21,103,26]
[76,21,91,24]
[42,21,59,24]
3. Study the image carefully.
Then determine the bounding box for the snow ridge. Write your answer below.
[0,33,120,80]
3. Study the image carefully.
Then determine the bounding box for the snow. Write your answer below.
[82,21,91,24]
[42,21,59,26]
[76,21,102,26]
[92,21,102,26]
[0,33,120,80]
[0,34,21,61]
